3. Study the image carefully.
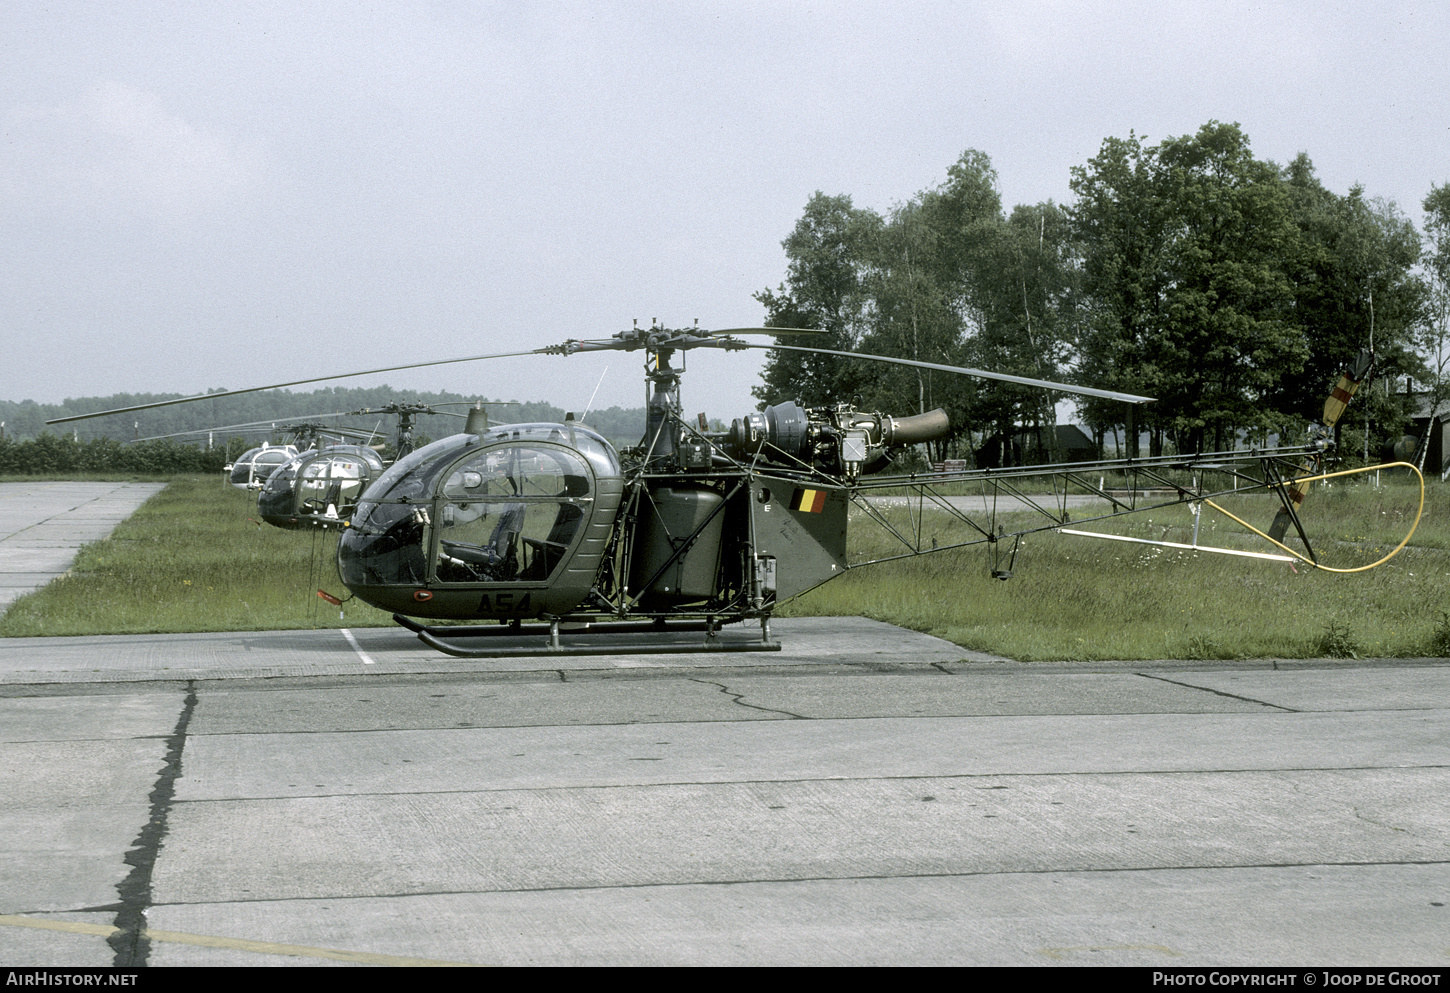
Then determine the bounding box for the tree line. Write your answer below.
[755,121,1450,465]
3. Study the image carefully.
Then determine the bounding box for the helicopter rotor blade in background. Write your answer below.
[315,425,384,443]
[133,423,281,444]
[345,406,477,419]
[722,340,1156,405]
[130,411,373,444]
[45,350,543,425]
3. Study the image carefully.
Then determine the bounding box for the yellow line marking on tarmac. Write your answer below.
[0,914,484,967]
[0,915,115,938]
[1038,943,1183,960]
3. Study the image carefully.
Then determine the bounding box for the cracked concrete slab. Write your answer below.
[696,671,1280,718]
[151,767,1450,905]
[165,707,1450,800]
[142,863,1450,967]
[1146,667,1450,712]
[0,738,171,913]
[5,662,1450,966]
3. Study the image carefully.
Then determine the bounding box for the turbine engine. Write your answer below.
[725,401,950,477]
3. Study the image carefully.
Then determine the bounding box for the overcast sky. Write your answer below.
[3,1,1448,428]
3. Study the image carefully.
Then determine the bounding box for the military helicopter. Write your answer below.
[227,443,299,490]
[48,325,1416,657]
[255,444,387,529]
[132,403,513,530]
[254,403,518,530]
[210,417,375,490]
[223,421,375,494]
[132,417,320,490]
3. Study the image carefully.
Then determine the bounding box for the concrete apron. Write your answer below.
[0,481,167,611]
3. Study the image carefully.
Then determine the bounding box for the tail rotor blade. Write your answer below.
[1267,348,1375,544]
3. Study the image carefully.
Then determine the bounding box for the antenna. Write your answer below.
[581,366,609,424]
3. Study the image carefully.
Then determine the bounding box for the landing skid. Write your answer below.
[391,613,782,659]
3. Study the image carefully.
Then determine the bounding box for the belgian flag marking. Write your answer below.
[791,487,827,513]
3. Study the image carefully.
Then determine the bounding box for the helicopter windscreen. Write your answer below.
[257,446,386,522]
[229,446,297,488]
[339,435,474,587]
[257,455,305,493]
[434,444,591,584]
[474,422,620,475]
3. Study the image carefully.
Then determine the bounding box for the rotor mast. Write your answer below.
[643,322,686,462]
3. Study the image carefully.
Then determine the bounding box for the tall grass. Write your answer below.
[783,475,1450,660]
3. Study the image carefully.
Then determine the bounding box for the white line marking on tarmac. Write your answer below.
[341,628,376,665]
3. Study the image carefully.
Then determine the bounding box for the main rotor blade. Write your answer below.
[732,342,1156,404]
[134,425,277,443]
[710,327,827,336]
[45,350,543,425]
[130,411,368,443]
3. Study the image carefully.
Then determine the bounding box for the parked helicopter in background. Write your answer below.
[131,415,340,490]
[48,324,1410,657]
[191,416,378,490]
[254,402,515,530]
[224,443,296,490]
[228,423,379,492]
[255,444,386,529]
[132,404,493,527]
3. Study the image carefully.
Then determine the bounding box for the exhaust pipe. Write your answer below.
[881,408,950,446]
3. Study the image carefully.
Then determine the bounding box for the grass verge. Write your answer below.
[2,474,1446,659]
[780,476,1450,660]
[0,476,395,636]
